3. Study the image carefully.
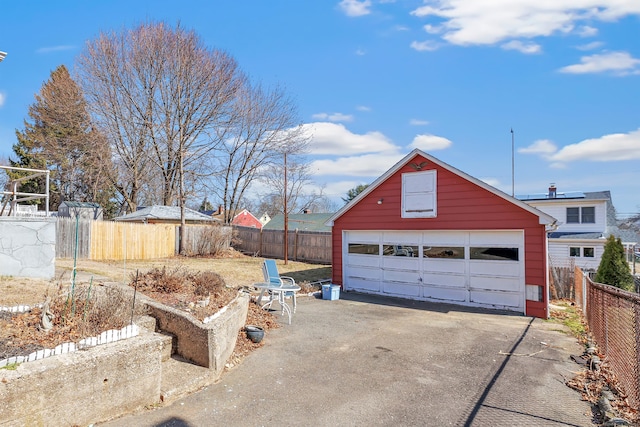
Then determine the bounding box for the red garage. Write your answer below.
[326,149,557,318]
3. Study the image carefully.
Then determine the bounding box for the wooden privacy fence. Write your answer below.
[91,221,176,260]
[56,218,231,260]
[233,225,331,264]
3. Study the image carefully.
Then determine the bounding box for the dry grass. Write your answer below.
[0,250,331,307]
[55,252,331,289]
[1,251,330,374]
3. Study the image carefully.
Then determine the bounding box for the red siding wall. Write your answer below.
[331,154,548,317]
[232,211,262,229]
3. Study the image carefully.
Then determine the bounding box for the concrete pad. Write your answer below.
[160,356,216,404]
[100,292,594,426]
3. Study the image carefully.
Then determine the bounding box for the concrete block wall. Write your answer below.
[0,217,55,279]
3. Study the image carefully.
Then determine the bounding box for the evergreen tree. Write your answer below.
[342,184,369,204]
[11,65,115,211]
[199,197,214,212]
[595,235,634,292]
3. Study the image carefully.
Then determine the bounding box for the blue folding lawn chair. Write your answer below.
[260,259,301,323]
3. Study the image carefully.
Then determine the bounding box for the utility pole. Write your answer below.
[511,128,515,197]
[283,152,288,265]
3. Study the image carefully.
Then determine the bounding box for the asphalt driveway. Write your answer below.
[102,292,594,426]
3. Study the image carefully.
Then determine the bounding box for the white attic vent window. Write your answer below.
[402,170,436,218]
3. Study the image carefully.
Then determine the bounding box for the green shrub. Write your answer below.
[595,235,634,292]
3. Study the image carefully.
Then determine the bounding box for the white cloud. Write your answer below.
[36,45,75,54]
[303,122,399,155]
[501,40,542,54]
[0,92,5,108]
[518,139,558,156]
[409,134,452,150]
[578,25,598,37]
[320,180,370,199]
[550,128,640,162]
[559,51,640,75]
[311,112,354,122]
[356,48,366,56]
[311,152,404,177]
[410,119,429,126]
[338,0,372,17]
[410,1,640,47]
[410,40,439,52]
[576,41,604,51]
[423,24,443,34]
[356,105,372,112]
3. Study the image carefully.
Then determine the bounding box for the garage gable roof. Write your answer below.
[326,149,557,227]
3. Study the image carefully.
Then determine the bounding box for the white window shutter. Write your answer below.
[402,170,437,218]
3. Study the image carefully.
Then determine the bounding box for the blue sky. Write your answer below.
[0,1,639,216]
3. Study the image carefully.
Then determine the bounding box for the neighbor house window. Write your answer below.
[566,208,580,223]
[566,207,595,224]
[348,243,379,255]
[581,207,595,223]
[470,247,519,261]
[401,170,436,218]
[570,247,595,258]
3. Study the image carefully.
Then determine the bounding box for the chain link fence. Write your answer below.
[575,267,640,410]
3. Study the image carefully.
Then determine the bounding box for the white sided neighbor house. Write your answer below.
[326,149,558,319]
[519,185,638,272]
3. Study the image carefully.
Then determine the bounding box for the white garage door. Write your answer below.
[343,230,525,312]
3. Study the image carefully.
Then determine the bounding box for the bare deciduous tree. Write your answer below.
[207,81,307,224]
[257,153,327,216]
[77,22,245,251]
[76,22,242,214]
[76,22,308,252]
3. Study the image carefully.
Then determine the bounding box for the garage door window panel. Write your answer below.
[383,244,418,257]
[348,243,379,255]
[470,247,519,261]
[423,246,464,259]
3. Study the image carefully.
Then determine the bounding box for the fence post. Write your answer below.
[582,270,587,314]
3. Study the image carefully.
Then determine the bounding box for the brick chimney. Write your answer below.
[548,184,557,199]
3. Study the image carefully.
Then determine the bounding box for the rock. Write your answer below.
[602,418,631,426]
[598,396,613,413]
